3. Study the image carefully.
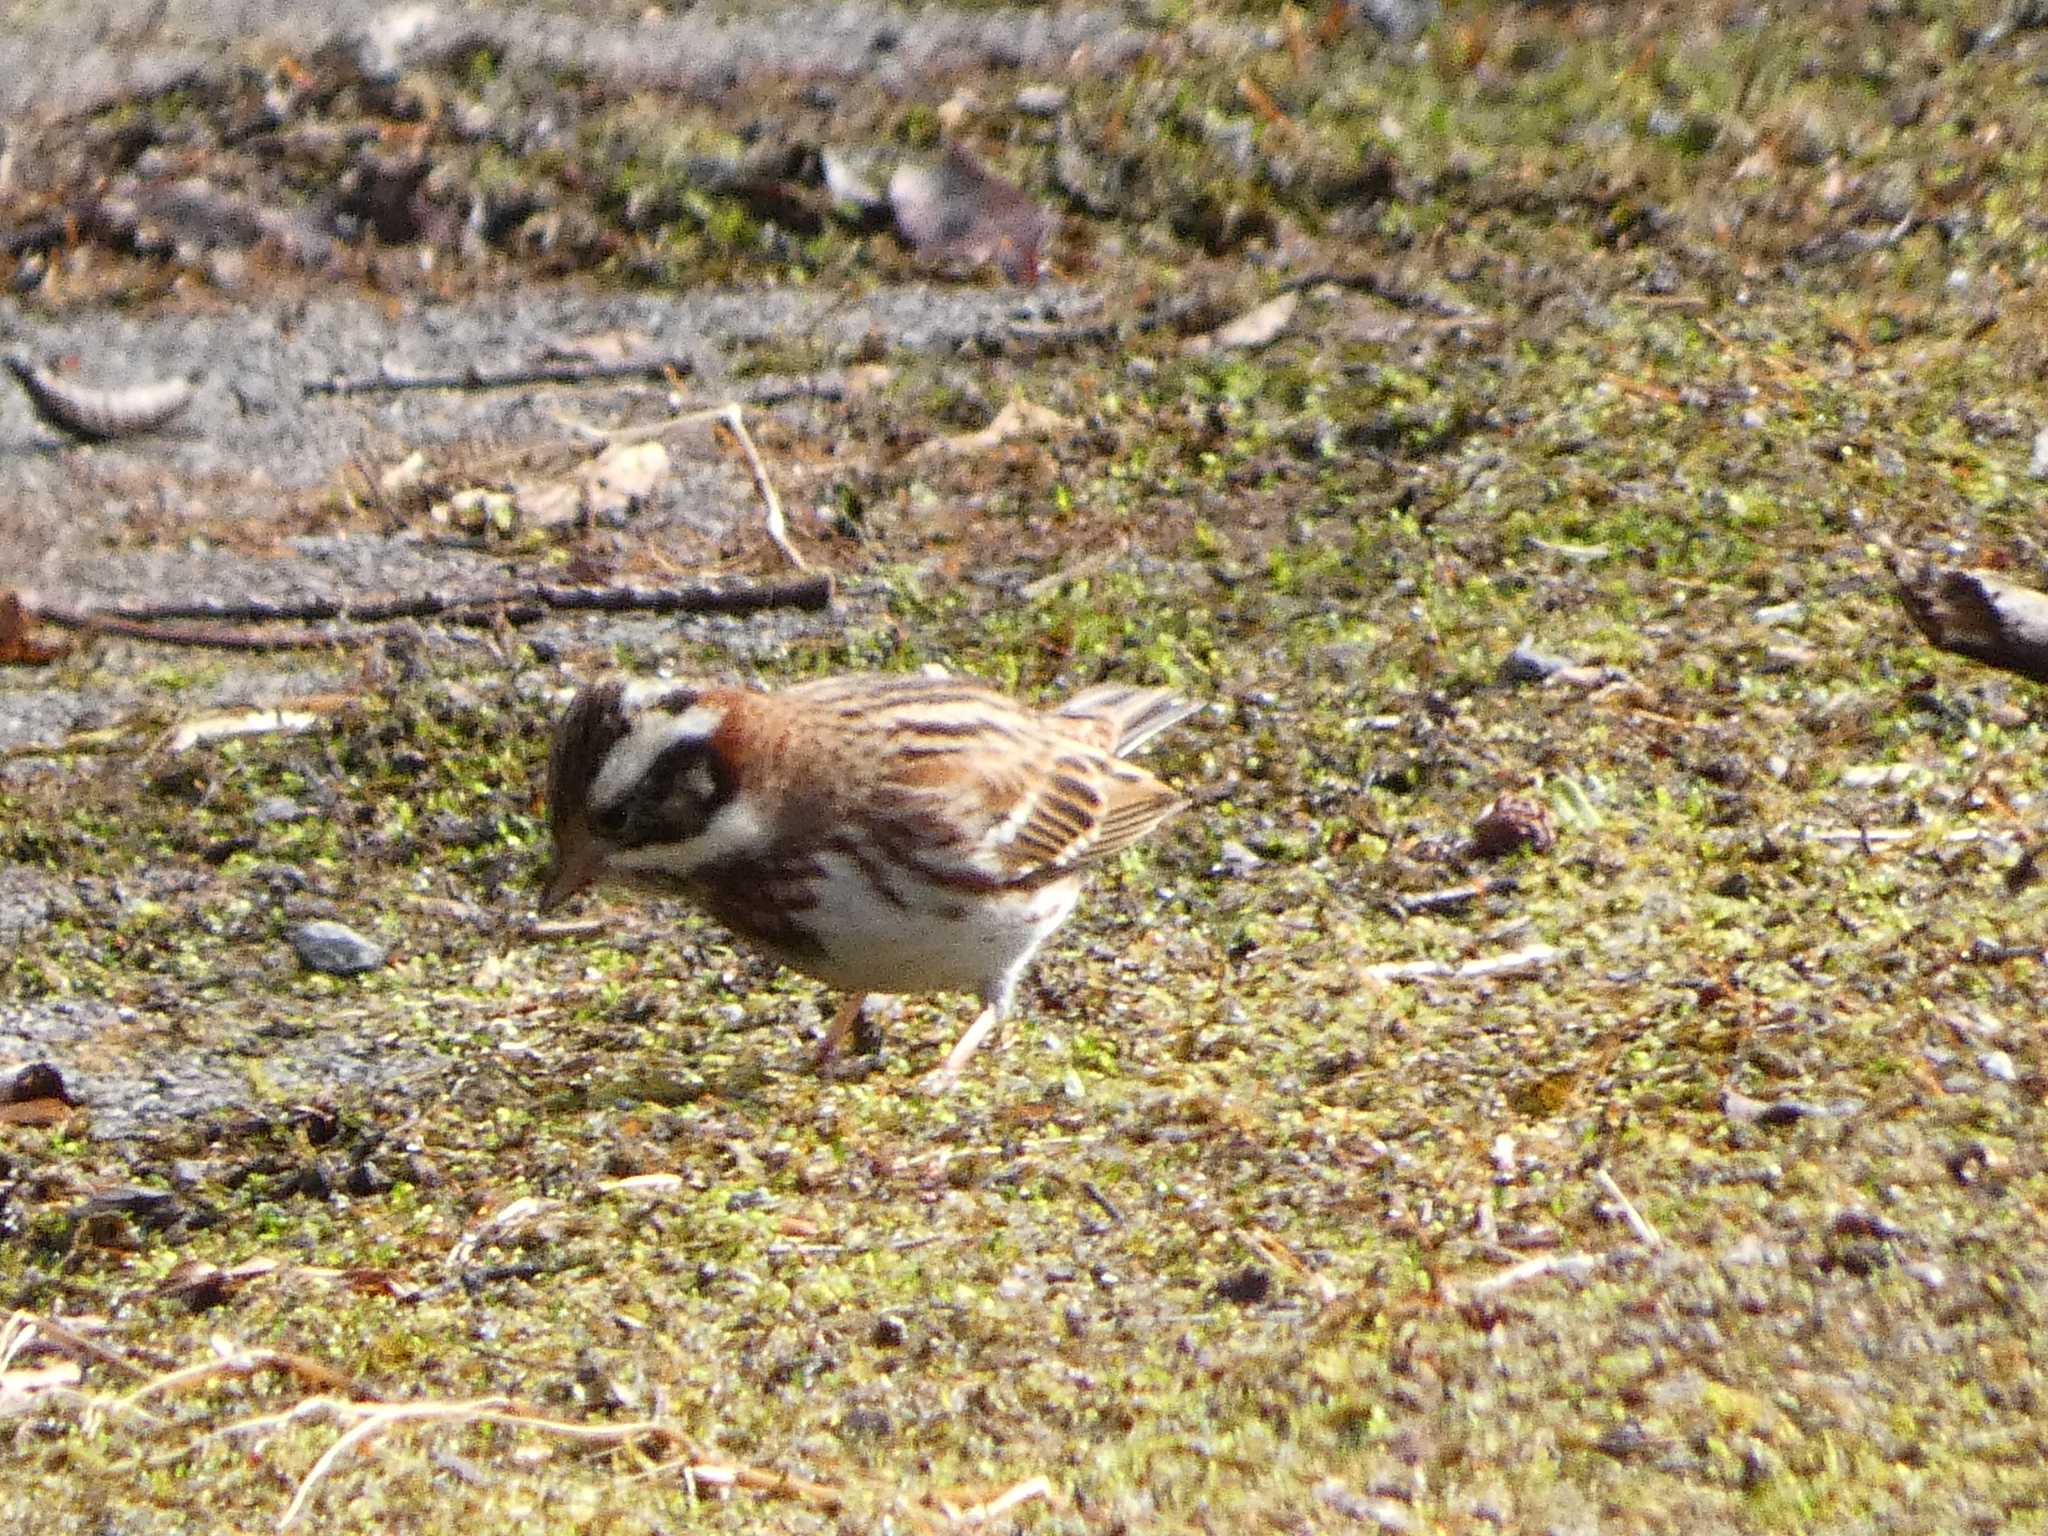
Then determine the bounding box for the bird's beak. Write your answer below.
[539,839,603,914]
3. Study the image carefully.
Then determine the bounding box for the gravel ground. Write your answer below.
[0,281,1096,596]
[0,1,1146,119]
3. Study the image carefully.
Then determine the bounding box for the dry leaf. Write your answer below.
[889,143,1051,284]
[544,327,655,365]
[1187,291,1299,354]
[0,1097,75,1127]
[915,398,1075,460]
[378,450,428,498]
[516,441,671,531]
[822,149,888,218]
[161,1256,280,1310]
[841,363,896,397]
[0,591,64,666]
[3,1061,72,1104]
[340,1267,424,1300]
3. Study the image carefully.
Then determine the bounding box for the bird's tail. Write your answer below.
[1056,685,1201,756]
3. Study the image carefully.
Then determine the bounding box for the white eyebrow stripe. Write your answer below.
[588,705,725,812]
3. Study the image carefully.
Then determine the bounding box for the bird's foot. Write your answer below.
[920,1003,1001,1094]
[815,993,872,1068]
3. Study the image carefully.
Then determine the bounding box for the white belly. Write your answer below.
[794,854,1082,999]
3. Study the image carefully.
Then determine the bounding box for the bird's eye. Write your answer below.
[592,801,629,837]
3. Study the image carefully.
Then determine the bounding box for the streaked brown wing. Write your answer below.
[778,672,1188,885]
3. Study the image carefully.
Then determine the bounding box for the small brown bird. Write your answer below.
[543,671,1198,1089]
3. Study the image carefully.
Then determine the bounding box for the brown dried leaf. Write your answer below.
[1186,291,1299,355]
[0,1098,75,1127]
[3,1061,73,1104]
[544,328,656,365]
[1467,791,1558,859]
[0,592,65,666]
[516,441,671,531]
[888,143,1051,284]
[161,1257,279,1311]
[913,398,1075,461]
[340,1266,425,1300]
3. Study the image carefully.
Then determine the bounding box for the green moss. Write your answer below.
[9,2,2048,1530]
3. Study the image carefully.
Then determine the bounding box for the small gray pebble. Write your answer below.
[1217,839,1265,876]
[291,920,386,975]
[253,795,306,825]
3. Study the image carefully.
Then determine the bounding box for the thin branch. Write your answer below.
[2,1311,160,1379]
[26,574,834,651]
[1364,943,1561,983]
[942,1475,1054,1527]
[304,356,696,397]
[554,400,809,571]
[1279,267,1489,322]
[1467,1252,1601,1300]
[279,1398,519,1530]
[1390,877,1517,917]
[708,403,806,572]
[1592,1168,1663,1249]
[114,1346,363,1415]
[264,1396,851,1530]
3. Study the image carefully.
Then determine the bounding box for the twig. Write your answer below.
[708,403,806,572]
[1365,943,1561,983]
[2,1311,160,1379]
[554,401,808,571]
[115,1344,364,1415]
[518,916,611,941]
[1467,1252,1601,1300]
[556,376,851,445]
[943,1475,1054,1527]
[278,1399,513,1529]
[1389,877,1517,916]
[304,356,696,397]
[1078,1180,1125,1225]
[262,1396,846,1530]
[1279,268,1487,322]
[1592,1168,1662,1249]
[27,575,834,651]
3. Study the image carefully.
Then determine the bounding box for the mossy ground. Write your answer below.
[5,2,2048,1532]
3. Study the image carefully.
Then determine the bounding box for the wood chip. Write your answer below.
[1187,291,1299,354]
[914,397,1074,459]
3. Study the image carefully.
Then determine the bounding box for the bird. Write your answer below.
[541,670,1199,1090]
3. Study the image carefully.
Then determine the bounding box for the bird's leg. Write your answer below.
[919,978,1015,1095]
[816,993,871,1066]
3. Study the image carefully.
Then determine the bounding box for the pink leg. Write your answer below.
[815,993,870,1066]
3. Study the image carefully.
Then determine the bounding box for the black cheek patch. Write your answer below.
[613,735,735,850]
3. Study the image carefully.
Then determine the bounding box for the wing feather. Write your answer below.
[776,673,1191,886]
